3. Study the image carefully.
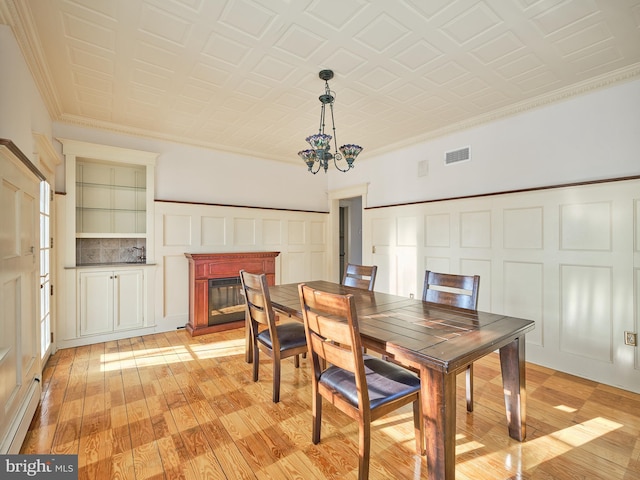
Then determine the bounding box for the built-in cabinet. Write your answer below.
[58,139,158,348]
[76,160,147,236]
[78,268,144,336]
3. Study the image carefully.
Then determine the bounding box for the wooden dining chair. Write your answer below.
[239,270,307,403]
[342,263,378,291]
[298,283,424,480]
[423,270,480,412]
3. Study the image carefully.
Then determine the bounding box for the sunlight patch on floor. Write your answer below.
[554,404,577,413]
[459,417,622,473]
[100,338,245,371]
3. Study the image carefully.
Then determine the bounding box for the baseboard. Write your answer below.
[0,378,42,454]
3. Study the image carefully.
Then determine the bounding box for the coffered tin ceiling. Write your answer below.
[1,0,640,164]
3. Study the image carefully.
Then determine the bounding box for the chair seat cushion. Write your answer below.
[257,322,307,351]
[319,355,420,409]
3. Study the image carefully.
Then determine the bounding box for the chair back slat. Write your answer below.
[240,269,278,345]
[342,263,378,291]
[422,270,480,310]
[299,284,365,379]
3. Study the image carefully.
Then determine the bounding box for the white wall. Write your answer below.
[329,78,640,207]
[53,123,329,212]
[0,25,53,164]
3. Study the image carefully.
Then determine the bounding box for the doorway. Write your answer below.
[338,196,363,281]
[328,184,368,283]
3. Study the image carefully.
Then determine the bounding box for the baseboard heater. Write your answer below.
[0,377,42,454]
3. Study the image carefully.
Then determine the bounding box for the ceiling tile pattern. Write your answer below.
[1,0,639,163]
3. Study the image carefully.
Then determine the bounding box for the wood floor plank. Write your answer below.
[21,327,639,479]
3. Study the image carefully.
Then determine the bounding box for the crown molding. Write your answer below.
[1,0,62,120]
[370,63,640,158]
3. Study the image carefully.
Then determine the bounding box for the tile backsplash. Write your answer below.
[76,238,146,265]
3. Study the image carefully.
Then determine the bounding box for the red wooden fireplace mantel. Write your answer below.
[184,251,279,336]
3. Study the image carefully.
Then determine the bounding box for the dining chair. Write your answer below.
[423,270,480,412]
[342,263,378,291]
[298,283,424,480]
[239,270,307,403]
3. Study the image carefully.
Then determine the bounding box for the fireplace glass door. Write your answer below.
[208,277,245,326]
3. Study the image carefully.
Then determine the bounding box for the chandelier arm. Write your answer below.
[333,157,351,172]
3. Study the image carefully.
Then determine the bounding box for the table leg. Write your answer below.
[499,336,526,441]
[421,366,456,480]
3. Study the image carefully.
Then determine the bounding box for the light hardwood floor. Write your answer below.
[21,326,640,479]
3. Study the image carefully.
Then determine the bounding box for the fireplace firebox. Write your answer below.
[184,252,279,336]
[208,277,245,326]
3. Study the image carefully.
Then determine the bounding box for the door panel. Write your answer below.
[0,150,40,448]
[115,269,144,330]
[79,271,113,336]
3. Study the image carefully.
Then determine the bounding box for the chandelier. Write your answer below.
[298,69,363,174]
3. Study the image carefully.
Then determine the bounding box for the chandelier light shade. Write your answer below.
[298,69,363,174]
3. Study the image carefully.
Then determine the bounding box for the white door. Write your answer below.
[0,148,41,448]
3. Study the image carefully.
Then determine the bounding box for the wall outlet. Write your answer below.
[624,331,637,346]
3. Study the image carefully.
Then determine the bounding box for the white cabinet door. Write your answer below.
[114,269,144,330]
[79,271,114,336]
[79,268,144,336]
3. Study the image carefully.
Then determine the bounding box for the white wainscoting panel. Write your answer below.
[504,207,543,250]
[364,178,640,393]
[311,250,326,280]
[636,199,640,252]
[310,221,325,245]
[163,254,189,318]
[201,216,226,246]
[460,210,491,248]
[234,218,256,245]
[262,219,282,245]
[397,216,417,246]
[154,201,328,332]
[560,264,612,362]
[461,258,491,311]
[425,213,451,247]
[372,217,395,246]
[164,214,192,246]
[287,220,305,245]
[286,251,306,283]
[560,202,611,251]
[425,257,451,277]
[504,261,544,346]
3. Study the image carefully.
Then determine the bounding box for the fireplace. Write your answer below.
[184,252,279,336]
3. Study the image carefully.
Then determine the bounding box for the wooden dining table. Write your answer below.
[262,280,536,480]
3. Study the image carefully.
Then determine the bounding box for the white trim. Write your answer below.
[0,378,41,454]
[56,138,158,166]
[328,183,368,282]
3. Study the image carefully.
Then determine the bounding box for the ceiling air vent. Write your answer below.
[445,146,470,165]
